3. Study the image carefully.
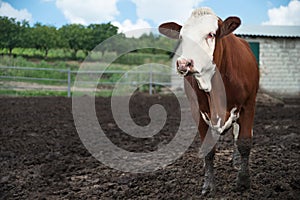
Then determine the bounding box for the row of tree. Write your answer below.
[0,16,118,58]
[0,16,176,59]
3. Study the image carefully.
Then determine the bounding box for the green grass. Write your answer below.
[0,55,171,85]
[0,89,68,97]
[0,48,171,65]
[0,89,114,97]
[0,51,172,97]
[0,48,86,61]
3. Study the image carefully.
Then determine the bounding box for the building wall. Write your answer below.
[255,37,300,97]
[171,37,300,97]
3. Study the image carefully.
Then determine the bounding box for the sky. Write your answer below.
[0,0,299,37]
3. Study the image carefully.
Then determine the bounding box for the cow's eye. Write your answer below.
[207,32,216,39]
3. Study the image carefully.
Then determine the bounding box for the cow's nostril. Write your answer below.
[186,62,192,67]
[186,59,194,67]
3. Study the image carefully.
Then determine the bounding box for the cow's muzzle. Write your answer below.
[176,57,197,76]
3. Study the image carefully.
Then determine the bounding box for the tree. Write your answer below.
[87,23,118,55]
[0,16,26,55]
[18,20,31,49]
[30,23,60,58]
[59,24,89,58]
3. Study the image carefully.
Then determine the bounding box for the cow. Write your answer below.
[159,7,259,195]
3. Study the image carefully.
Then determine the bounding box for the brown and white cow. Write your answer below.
[159,8,259,194]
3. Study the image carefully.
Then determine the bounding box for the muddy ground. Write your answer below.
[0,93,299,199]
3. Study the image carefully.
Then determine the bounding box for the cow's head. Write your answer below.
[159,7,241,92]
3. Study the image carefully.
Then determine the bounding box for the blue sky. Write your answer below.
[0,0,299,37]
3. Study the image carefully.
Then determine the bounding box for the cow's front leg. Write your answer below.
[232,122,241,170]
[236,138,252,191]
[202,148,216,195]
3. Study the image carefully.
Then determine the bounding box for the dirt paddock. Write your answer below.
[0,93,299,199]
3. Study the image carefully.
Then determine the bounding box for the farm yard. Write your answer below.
[0,53,172,97]
[0,47,299,199]
[0,16,176,97]
[1,10,299,200]
[1,93,299,199]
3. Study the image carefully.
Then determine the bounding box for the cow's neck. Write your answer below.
[213,33,238,76]
[194,35,238,123]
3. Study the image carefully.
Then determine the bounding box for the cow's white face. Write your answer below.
[159,7,241,92]
[178,12,218,91]
[179,13,218,71]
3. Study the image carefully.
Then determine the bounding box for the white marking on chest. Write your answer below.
[201,107,240,135]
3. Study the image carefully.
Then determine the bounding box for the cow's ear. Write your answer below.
[159,22,182,39]
[218,17,241,38]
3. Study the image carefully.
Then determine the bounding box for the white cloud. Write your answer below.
[131,0,203,25]
[112,19,152,38]
[263,0,300,25]
[54,0,204,37]
[55,0,119,25]
[0,1,33,22]
[267,1,273,8]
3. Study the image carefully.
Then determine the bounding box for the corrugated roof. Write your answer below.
[235,25,300,38]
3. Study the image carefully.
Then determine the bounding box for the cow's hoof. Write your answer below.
[236,172,250,191]
[201,181,216,196]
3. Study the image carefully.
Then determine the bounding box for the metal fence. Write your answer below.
[0,66,172,97]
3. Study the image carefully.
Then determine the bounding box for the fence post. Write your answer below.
[149,65,152,95]
[67,68,71,97]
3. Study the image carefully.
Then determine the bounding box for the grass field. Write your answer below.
[0,48,171,65]
[0,50,173,97]
[0,89,114,97]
